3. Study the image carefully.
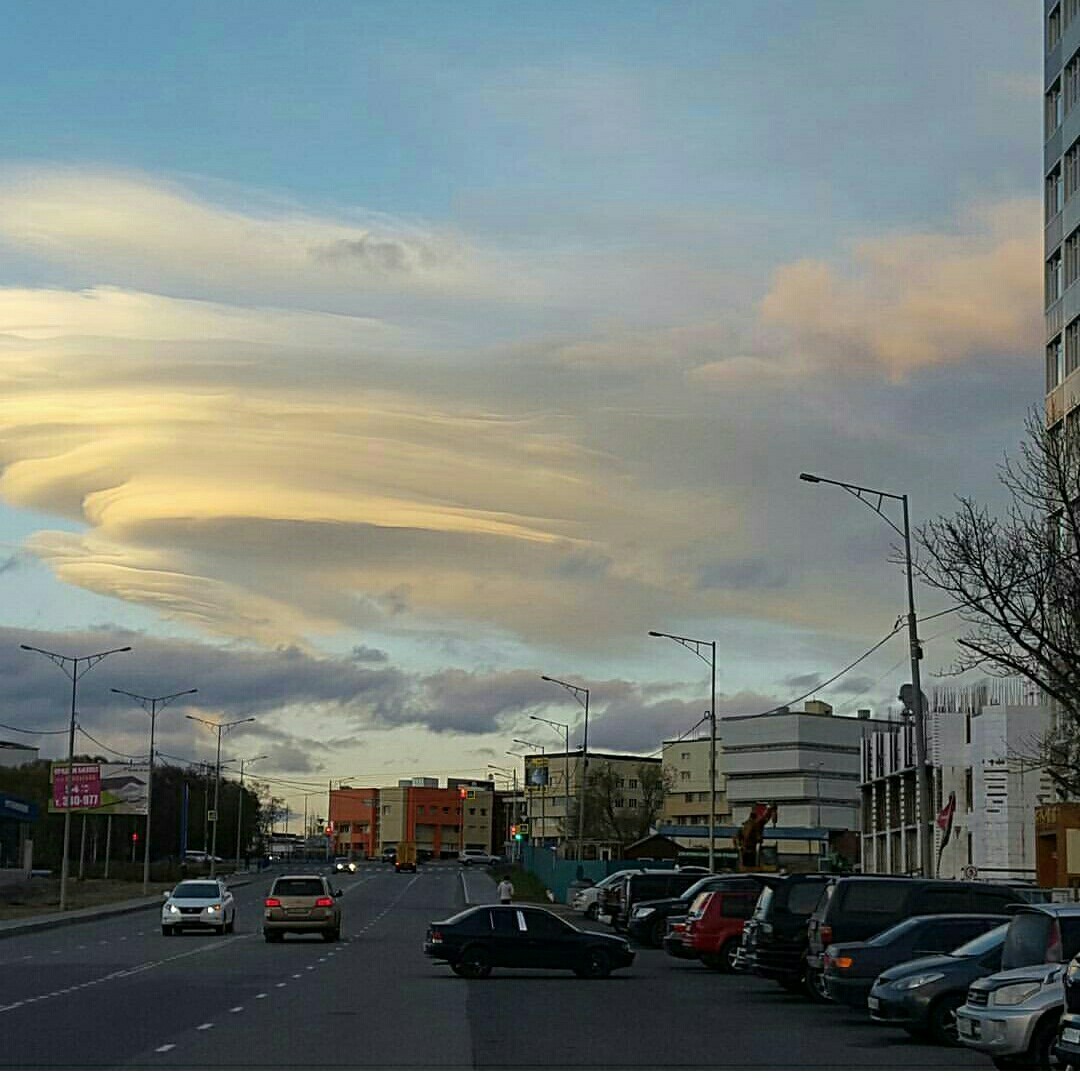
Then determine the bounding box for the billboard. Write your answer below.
[49,763,150,815]
[525,756,549,788]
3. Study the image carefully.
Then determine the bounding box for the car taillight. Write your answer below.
[820,925,833,947]
[833,955,853,969]
[431,930,443,943]
[264,897,281,907]
[315,896,334,907]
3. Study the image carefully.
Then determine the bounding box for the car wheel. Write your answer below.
[649,921,665,948]
[161,926,173,937]
[803,967,830,1004]
[578,949,612,979]
[1025,1013,1062,1069]
[586,903,598,920]
[926,993,965,1047]
[456,946,493,979]
[718,938,740,974]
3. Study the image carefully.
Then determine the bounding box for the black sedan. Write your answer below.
[867,921,1007,1045]
[824,914,1010,1009]
[425,903,635,978]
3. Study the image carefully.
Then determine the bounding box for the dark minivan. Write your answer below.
[805,877,1030,1003]
[738,873,833,992]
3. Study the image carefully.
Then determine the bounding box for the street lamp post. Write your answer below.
[487,764,515,855]
[649,631,717,873]
[185,715,255,869]
[541,675,590,858]
[235,755,267,869]
[506,751,528,852]
[530,715,570,851]
[513,738,546,847]
[799,471,933,878]
[110,687,197,894]
[21,643,131,911]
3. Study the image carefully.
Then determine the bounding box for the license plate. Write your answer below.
[1062,1027,1080,1045]
[867,996,880,1012]
[957,1017,978,1040]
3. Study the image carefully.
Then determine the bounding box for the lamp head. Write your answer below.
[799,473,821,483]
[648,630,662,637]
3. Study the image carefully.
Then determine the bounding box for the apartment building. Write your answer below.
[1045,0,1080,430]
[661,735,730,831]
[519,751,663,848]
[860,681,1054,879]
[329,780,494,859]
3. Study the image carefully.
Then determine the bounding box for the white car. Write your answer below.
[458,851,501,866]
[162,878,236,936]
[571,870,639,919]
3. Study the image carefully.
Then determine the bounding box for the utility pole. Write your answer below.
[185,715,255,868]
[111,687,197,894]
[20,643,131,911]
[235,755,266,870]
[541,676,590,859]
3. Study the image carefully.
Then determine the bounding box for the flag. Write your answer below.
[936,792,956,848]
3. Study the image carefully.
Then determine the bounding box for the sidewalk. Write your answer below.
[0,875,257,940]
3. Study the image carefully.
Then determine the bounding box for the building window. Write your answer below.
[442,806,449,814]
[1050,165,1065,222]
[1070,0,1080,32]
[1049,79,1064,138]
[615,778,625,788]
[468,807,476,816]
[680,770,691,781]
[1068,319,1080,379]
[965,768,974,813]
[614,798,625,808]
[1049,253,1065,305]
[684,792,694,803]
[480,808,487,816]
[628,798,637,807]
[1051,4,1063,52]
[1049,335,1066,391]
[680,752,690,760]
[628,779,638,789]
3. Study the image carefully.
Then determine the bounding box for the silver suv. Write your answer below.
[955,903,1080,1068]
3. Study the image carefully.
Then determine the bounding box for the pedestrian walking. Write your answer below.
[497,875,514,904]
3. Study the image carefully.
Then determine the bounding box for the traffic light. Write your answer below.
[131,832,138,844]
[509,825,518,840]
[459,786,468,799]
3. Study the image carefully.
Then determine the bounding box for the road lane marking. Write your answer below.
[197,1023,213,1031]
[255,993,267,999]
[291,974,302,979]
[155,1044,175,1053]
[230,1006,243,1013]
[276,982,286,987]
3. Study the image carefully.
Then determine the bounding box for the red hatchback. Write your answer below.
[683,887,760,972]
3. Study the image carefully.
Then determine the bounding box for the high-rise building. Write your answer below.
[1045,1,1080,428]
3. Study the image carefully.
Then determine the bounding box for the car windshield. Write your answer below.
[272,878,325,896]
[865,918,920,947]
[753,886,774,919]
[950,922,1009,957]
[171,883,221,899]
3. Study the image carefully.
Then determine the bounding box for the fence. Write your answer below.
[521,845,676,903]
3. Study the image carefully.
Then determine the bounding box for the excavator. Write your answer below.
[733,802,778,870]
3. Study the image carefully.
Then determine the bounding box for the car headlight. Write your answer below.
[990,982,1042,1006]
[893,971,945,991]
[1066,957,1080,986]
[167,904,181,914]
[207,904,222,913]
[632,907,655,919]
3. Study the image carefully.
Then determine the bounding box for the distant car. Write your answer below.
[627,874,764,949]
[682,884,765,972]
[182,849,210,865]
[162,878,235,936]
[425,904,636,978]
[381,848,396,863]
[263,875,343,942]
[868,921,1008,1046]
[823,914,1010,1009]
[571,870,638,919]
[458,851,501,866]
[332,855,357,874]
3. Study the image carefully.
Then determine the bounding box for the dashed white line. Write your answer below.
[229,1006,243,1013]
[255,993,268,999]
[291,973,302,979]
[155,1044,175,1054]
[197,1023,213,1031]
[306,965,314,970]
[275,982,286,988]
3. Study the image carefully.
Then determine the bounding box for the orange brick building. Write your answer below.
[328,787,379,859]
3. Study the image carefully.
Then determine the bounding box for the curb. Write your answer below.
[0,877,256,940]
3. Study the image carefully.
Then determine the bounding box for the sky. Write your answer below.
[0,1,1047,815]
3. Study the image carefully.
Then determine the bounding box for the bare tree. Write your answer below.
[565,761,674,845]
[914,409,1080,792]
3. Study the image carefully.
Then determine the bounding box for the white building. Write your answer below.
[861,681,1054,880]
[0,741,38,768]
[720,701,867,831]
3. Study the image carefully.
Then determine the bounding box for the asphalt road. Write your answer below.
[0,863,991,1070]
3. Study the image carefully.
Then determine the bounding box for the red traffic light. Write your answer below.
[459,786,468,799]
[131,833,138,843]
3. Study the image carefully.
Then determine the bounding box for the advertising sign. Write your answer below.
[49,763,150,815]
[525,756,549,788]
